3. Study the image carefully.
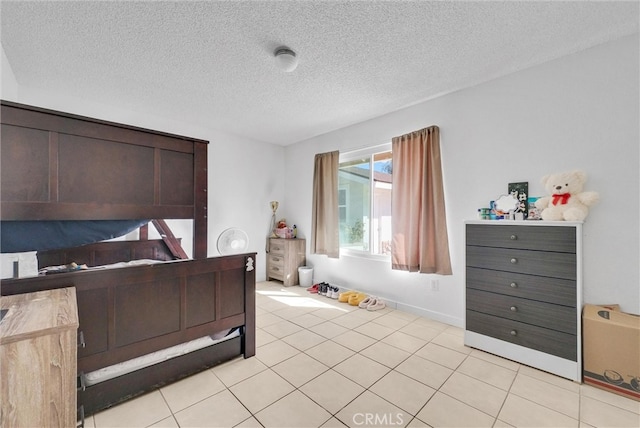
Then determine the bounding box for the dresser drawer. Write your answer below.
[466,267,576,306]
[269,239,285,255]
[466,289,576,334]
[267,254,285,268]
[466,246,576,280]
[466,224,576,253]
[466,310,576,361]
[267,264,284,281]
[267,253,285,281]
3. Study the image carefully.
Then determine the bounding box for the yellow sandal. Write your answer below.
[348,293,368,306]
[338,291,358,303]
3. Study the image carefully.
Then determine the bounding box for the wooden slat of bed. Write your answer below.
[35,239,179,269]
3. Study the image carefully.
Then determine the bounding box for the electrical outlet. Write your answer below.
[431,279,439,291]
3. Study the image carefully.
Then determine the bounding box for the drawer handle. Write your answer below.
[510,258,517,264]
[509,282,517,288]
[272,257,281,262]
[510,330,518,336]
[272,267,280,271]
[510,234,517,240]
[78,331,86,348]
[510,306,518,312]
[78,372,86,391]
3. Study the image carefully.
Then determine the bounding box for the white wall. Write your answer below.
[1,46,18,100]
[207,134,285,275]
[285,34,640,324]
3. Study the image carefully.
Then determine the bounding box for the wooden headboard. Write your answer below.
[0,101,209,258]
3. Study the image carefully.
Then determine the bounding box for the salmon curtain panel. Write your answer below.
[311,151,340,258]
[391,126,452,274]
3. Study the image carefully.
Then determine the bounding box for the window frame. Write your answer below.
[338,143,392,260]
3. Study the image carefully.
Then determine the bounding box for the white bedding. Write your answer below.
[39,258,166,275]
[83,329,240,386]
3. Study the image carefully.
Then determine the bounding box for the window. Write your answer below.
[338,144,392,256]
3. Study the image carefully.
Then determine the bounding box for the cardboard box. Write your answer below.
[583,304,640,401]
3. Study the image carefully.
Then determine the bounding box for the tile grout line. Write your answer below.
[255,286,487,427]
[263,285,560,426]
[108,282,638,428]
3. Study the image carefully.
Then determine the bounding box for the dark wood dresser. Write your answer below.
[464,221,582,381]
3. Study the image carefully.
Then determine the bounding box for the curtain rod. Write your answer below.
[340,125,438,156]
[340,141,391,156]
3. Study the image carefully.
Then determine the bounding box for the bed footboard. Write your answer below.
[1,253,256,415]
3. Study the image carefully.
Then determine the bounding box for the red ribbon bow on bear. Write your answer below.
[551,194,571,205]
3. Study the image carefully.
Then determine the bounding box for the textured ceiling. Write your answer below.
[1,1,638,145]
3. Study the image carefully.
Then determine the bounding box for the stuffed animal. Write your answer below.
[534,170,599,221]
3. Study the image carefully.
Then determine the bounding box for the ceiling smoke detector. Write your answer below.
[274,47,298,72]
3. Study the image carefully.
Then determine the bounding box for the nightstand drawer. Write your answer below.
[269,239,285,255]
[267,264,284,281]
[466,246,576,280]
[466,267,576,306]
[466,224,576,253]
[466,310,577,361]
[466,289,576,334]
[267,254,285,268]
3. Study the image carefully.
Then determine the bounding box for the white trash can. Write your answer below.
[298,266,313,287]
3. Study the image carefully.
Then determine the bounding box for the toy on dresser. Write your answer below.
[534,170,599,221]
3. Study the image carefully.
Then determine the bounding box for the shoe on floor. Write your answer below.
[323,283,331,296]
[326,286,335,298]
[307,284,319,293]
[338,291,357,303]
[366,298,386,311]
[331,286,340,299]
[319,282,328,295]
[326,285,337,298]
[348,293,368,306]
[358,296,375,309]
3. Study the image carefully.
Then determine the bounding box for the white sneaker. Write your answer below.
[331,287,340,299]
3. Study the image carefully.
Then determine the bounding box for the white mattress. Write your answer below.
[83,329,240,386]
[39,258,167,275]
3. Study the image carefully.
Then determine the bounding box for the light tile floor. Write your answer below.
[86,281,640,428]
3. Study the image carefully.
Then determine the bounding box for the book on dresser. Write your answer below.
[464,220,583,381]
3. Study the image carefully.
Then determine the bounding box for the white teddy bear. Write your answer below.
[534,170,599,221]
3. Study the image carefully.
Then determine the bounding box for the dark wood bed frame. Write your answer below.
[35,220,188,269]
[0,101,256,418]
